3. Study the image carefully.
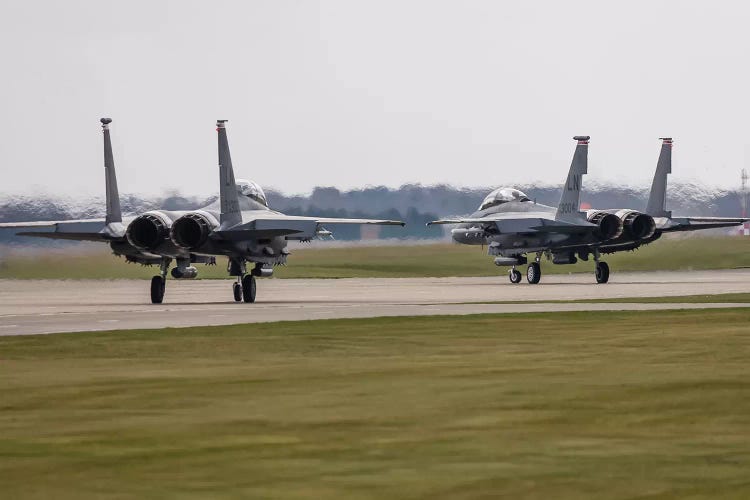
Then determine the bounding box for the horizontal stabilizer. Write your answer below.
[215,216,404,241]
[1,219,126,242]
[214,218,320,240]
[656,216,748,232]
[314,217,404,226]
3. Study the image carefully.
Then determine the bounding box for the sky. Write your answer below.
[1,0,749,197]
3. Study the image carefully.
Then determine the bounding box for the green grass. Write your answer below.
[458,292,750,305]
[2,309,750,498]
[1,236,750,279]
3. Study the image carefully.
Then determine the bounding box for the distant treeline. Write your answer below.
[0,183,744,245]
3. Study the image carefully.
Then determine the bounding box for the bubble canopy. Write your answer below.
[236,179,268,207]
[478,188,530,211]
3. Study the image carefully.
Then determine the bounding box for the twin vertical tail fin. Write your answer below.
[645,138,672,218]
[555,136,589,222]
[216,120,242,227]
[101,118,122,225]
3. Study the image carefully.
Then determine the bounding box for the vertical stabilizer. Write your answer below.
[101,118,122,224]
[216,120,242,227]
[645,138,672,218]
[555,136,589,222]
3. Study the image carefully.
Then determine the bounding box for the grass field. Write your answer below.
[2,309,750,498]
[458,292,750,305]
[1,235,750,280]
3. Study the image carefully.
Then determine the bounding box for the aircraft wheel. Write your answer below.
[509,269,522,284]
[242,275,256,303]
[233,282,242,302]
[150,276,165,304]
[595,261,610,284]
[526,262,541,284]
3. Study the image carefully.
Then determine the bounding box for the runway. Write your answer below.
[1,269,749,336]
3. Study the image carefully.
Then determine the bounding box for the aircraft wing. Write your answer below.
[427,215,596,234]
[0,219,126,242]
[214,215,404,240]
[655,216,749,232]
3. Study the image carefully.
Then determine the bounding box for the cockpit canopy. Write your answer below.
[236,179,268,207]
[478,188,530,211]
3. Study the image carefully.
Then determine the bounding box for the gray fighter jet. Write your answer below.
[1,118,404,303]
[428,136,747,284]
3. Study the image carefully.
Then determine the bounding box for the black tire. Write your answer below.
[242,275,256,303]
[526,262,541,284]
[233,282,242,302]
[150,276,165,304]
[509,269,522,284]
[595,261,610,284]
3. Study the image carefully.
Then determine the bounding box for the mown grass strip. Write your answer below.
[1,309,749,498]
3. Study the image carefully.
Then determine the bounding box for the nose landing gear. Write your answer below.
[509,267,522,284]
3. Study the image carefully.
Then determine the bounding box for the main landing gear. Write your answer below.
[508,254,542,284]
[229,259,259,303]
[595,260,610,284]
[507,251,610,285]
[150,257,170,304]
[526,261,541,284]
[592,249,610,284]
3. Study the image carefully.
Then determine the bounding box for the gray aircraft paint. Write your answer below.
[101,118,122,225]
[216,120,243,228]
[0,118,404,303]
[429,136,748,284]
[645,138,673,218]
[555,136,589,223]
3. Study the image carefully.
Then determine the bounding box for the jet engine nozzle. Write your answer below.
[587,211,623,241]
[170,212,218,250]
[620,211,656,240]
[126,213,171,251]
[171,266,198,279]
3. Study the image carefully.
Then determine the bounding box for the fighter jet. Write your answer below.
[0,118,404,303]
[427,136,748,284]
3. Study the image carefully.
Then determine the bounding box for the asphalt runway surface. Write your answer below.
[1,269,749,336]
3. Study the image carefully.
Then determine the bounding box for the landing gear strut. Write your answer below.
[595,261,610,284]
[526,254,542,284]
[526,262,541,284]
[150,257,170,304]
[241,275,256,303]
[593,249,609,284]
[228,258,258,303]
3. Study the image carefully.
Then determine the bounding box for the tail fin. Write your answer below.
[645,138,672,218]
[216,120,242,227]
[101,118,122,224]
[555,136,589,222]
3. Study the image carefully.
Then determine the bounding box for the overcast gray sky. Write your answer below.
[1,0,749,197]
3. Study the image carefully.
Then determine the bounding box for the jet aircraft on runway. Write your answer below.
[1,118,404,303]
[428,137,748,284]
